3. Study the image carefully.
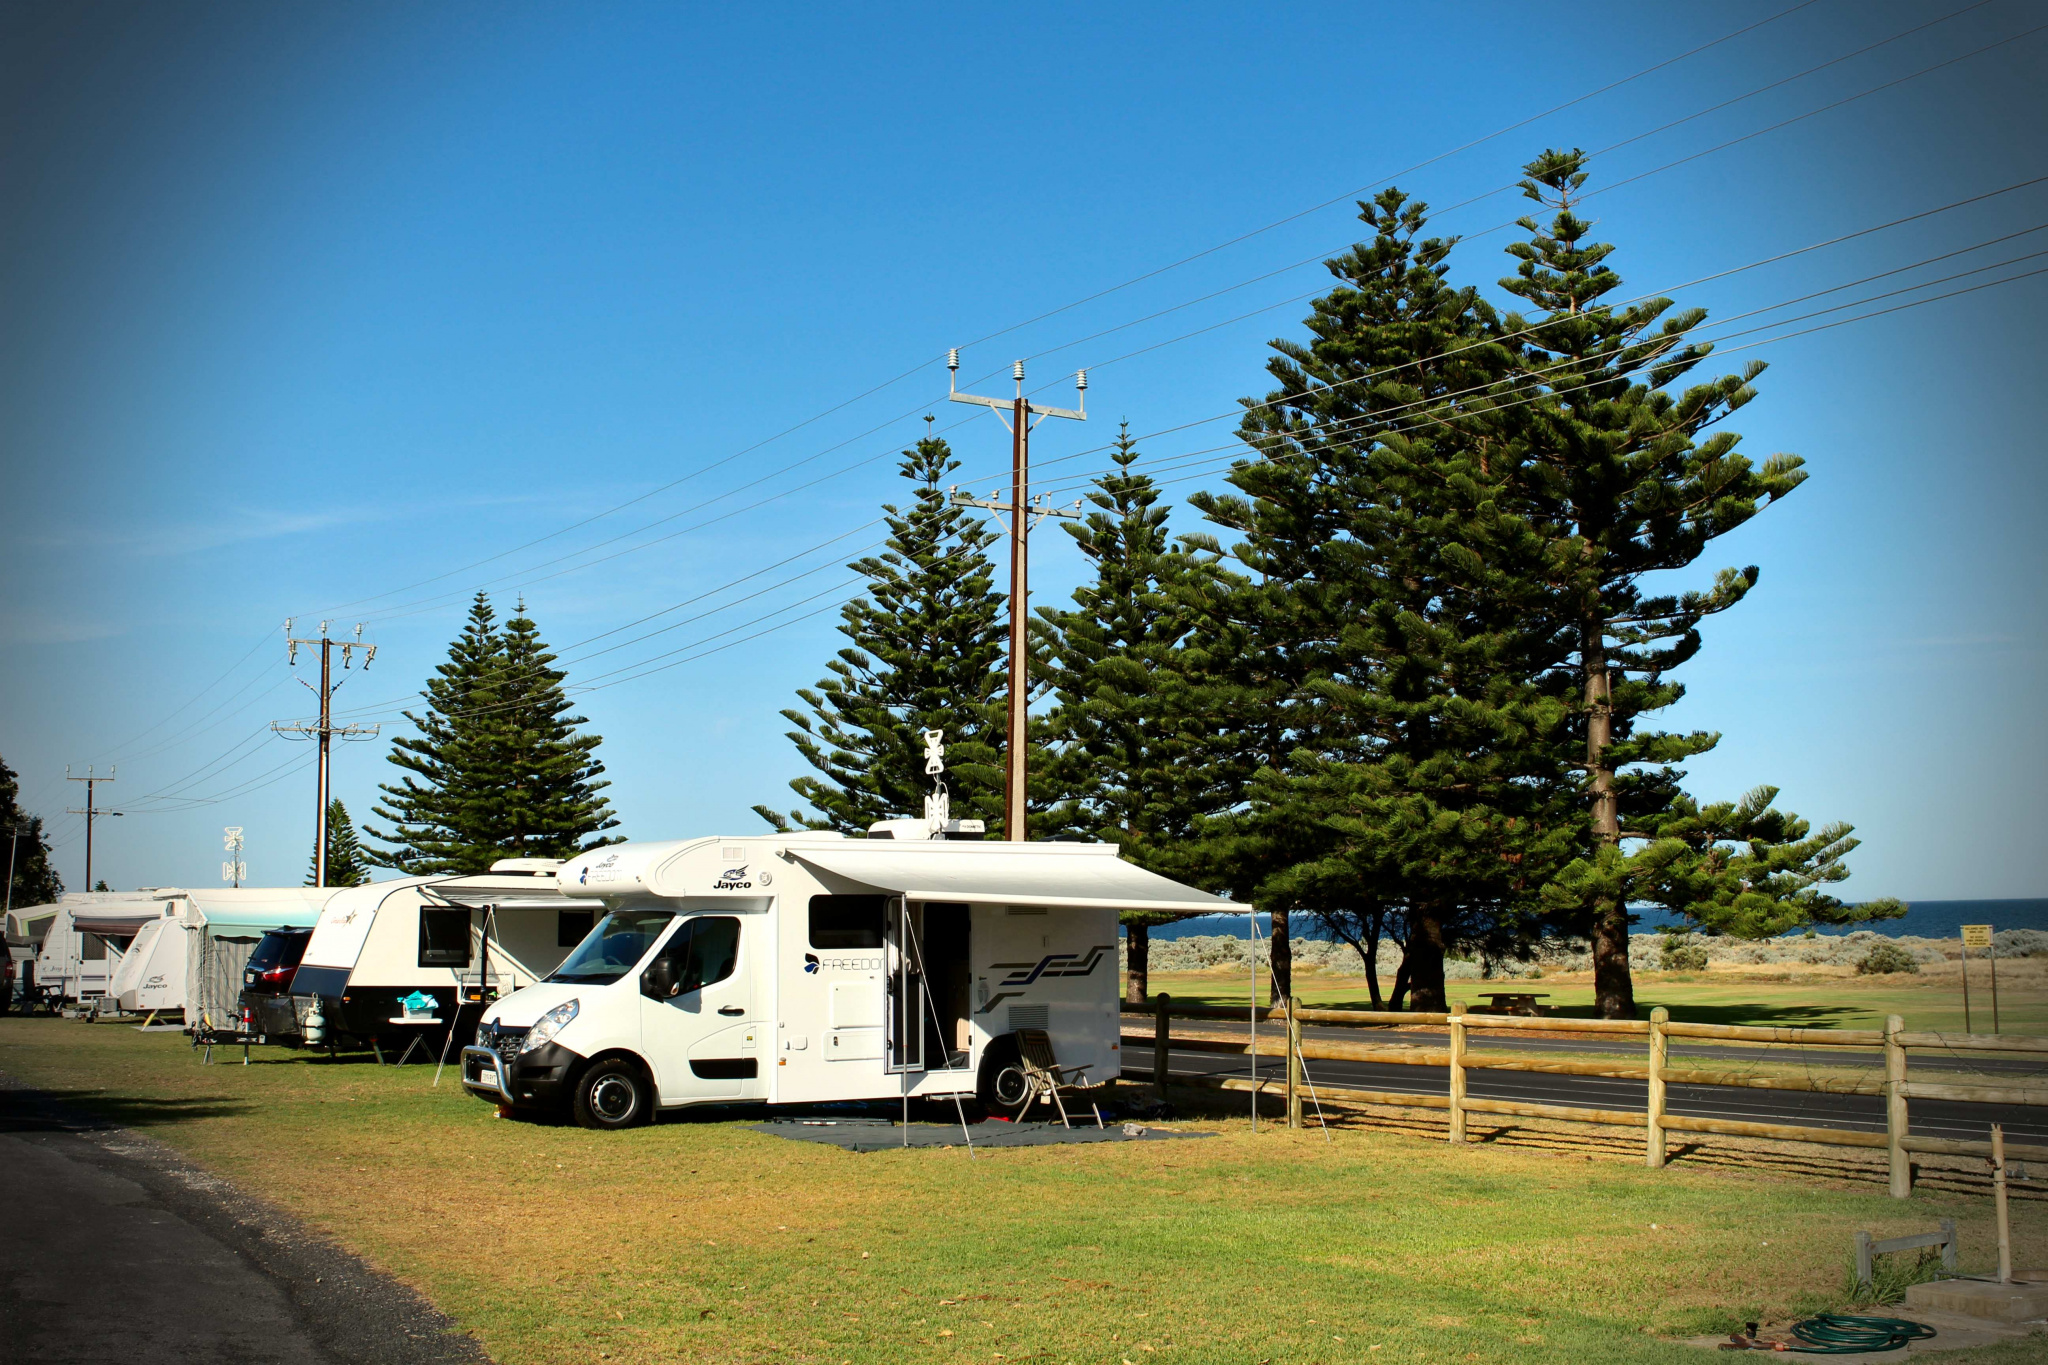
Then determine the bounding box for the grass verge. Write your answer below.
[4,1016,2043,1365]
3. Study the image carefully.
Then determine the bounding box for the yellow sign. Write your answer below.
[1961,924,1993,949]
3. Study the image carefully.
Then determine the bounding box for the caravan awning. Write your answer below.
[4,902,63,945]
[69,901,175,936]
[789,842,1235,915]
[179,888,333,932]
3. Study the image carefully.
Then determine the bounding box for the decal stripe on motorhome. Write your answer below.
[987,944,1116,988]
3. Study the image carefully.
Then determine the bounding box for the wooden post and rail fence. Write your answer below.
[1128,994,2048,1199]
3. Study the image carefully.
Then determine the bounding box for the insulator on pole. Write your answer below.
[1076,369,1087,392]
[947,348,959,372]
[1013,360,1025,383]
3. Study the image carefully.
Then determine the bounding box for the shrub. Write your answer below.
[1857,942,1921,975]
[1660,935,1710,972]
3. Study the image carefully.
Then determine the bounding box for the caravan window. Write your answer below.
[81,932,107,961]
[809,895,885,949]
[548,909,674,985]
[418,909,472,968]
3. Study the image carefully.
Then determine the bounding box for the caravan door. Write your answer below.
[639,915,762,1104]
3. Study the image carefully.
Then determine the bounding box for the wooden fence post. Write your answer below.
[1154,993,1171,1099]
[1646,1006,1669,1169]
[1286,996,1303,1130]
[1448,1015,1468,1144]
[1885,1013,1910,1199]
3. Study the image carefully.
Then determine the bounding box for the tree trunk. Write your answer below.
[1403,907,1449,1013]
[1124,921,1150,1007]
[1363,928,1384,1010]
[1268,912,1292,1006]
[1390,954,1411,1011]
[1584,622,1637,1019]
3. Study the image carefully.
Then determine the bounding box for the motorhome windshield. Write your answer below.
[546,909,675,985]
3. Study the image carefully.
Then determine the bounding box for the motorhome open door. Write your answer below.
[886,899,972,1079]
[885,898,920,1074]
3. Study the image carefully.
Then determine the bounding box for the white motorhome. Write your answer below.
[460,831,1232,1128]
[288,861,606,1050]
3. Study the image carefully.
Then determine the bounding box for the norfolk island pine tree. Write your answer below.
[1038,423,1235,1004]
[1190,189,1577,1012]
[1497,149,1900,1016]
[306,799,373,887]
[761,435,1016,835]
[367,592,619,874]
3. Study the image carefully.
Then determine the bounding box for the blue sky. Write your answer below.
[2,0,2043,900]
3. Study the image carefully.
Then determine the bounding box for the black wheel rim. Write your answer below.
[590,1073,638,1122]
[993,1067,1029,1107]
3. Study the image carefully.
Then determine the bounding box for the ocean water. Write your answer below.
[1141,899,2048,943]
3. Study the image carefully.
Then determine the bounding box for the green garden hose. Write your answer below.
[1782,1313,1937,1353]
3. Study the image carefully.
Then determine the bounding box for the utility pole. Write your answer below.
[946,352,1086,841]
[271,620,379,887]
[65,766,120,891]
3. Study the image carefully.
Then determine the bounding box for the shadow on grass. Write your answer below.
[0,1087,254,1132]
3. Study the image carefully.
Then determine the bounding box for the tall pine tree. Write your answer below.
[1192,190,1576,1011]
[1500,150,1893,1016]
[307,799,373,887]
[764,435,1011,833]
[1040,424,1230,1003]
[492,600,621,857]
[368,592,618,873]
[1,754,64,907]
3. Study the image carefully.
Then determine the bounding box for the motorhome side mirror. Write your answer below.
[641,958,676,999]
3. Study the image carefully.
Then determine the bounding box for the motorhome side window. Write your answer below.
[652,916,741,994]
[418,908,471,968]
[557,909,596,947]
[809,894,885,949]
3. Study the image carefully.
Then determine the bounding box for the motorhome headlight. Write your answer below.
[519,999,579,1054]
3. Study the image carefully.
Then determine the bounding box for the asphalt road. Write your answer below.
[0,1078,489,1365]
[1155,1043,2048,1148]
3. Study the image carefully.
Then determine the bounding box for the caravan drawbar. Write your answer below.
[462,832,1232,1127]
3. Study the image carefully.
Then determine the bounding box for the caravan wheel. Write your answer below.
[573,1057,650,1130]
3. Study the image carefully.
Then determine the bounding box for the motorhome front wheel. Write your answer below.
[574,1057,650,1130]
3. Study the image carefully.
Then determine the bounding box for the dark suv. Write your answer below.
[238,927,313,1040]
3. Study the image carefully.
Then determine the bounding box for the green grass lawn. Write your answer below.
[1136,963,2048,1036]
[4,1017,2044,1365]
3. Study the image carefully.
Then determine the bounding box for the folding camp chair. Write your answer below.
[1001,1028,1105,1129]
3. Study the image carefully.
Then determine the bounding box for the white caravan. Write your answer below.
[33,896,172,1004]
[460,832,1232,1128]
[109,916,188,1015]
[288,862,606,1050]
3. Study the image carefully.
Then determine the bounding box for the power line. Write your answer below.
[91,10,2039,793]
[298,2,1832,629]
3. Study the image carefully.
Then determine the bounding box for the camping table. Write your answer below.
[1472,992,1550,1016]
[380,1018,441,1065]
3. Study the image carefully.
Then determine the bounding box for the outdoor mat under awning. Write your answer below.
[749,1119,1213,1151]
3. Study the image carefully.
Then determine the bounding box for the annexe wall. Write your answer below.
[1125,999,2048,1199]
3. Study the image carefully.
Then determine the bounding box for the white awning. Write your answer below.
[789,842,1235,915]
[69,900,175,936]
[178,888,335,933]
[5,902,64,944]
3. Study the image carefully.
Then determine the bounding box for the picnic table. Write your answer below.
[1469,991,1550,1017]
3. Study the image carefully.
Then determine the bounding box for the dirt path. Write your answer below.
[0,1076,490,1365]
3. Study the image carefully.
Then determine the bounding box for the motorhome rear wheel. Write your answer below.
[573,1057,650,1130]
